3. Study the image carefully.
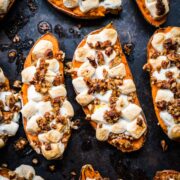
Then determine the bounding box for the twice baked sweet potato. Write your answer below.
[0,0,16,20]
[154,170,180,180]
[0,68,21,148]
[47,0,122,19]
[21,33,74,160]
[144,27,180,141]
[72,23,147,152]
[80,164,103,180]
[136,0,169,27]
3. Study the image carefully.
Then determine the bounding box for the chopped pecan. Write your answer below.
[44,49,53,59]
[5,94,16,109]
[167,100,180,121]
[104,109,121,124]
[96,51,105,65]
[53,74,63,86]
[165,71,173,78]
[87,56,97,68]
[156,80,170,89]
[55,51,65,61]
[105,47,113,57]
[163,38,178,52]
[156,0,166,16]
[37,117,50,131]
[151,51,160,59]
[156,100,167,110]
[161,60,169,69]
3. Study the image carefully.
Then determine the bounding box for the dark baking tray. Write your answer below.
[0,0,180,179]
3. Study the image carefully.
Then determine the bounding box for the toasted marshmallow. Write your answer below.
[49,85,67,99]
[63,0,78,8]
[45,130,63,143]
[151,33,165,52]
[38,101,52,116]
[46,59,60,73]
[168,124,180,140]
[15,165,35,179]
[74,46,95,62]
[45,70,56,83]
[32,40,53,60]
[115,95,129,112]
[149,56,167,69]
[94,90,112,103]
[21,66,36,83]
[60,100,74,117]
[119,79,136,94]
[111,120,128,134]
[122,103,142,121]
[91,105,109,123]
[41,143,64,160]
[87,28,117,46]
[21,101,38,119]
[26,115,40,134]
[0,68,6,83]
[127,116,147,139]
[155,89,174,102]
[77,61,95,78]
[100,0,122,9]
[79,0,99,13]
[76,92,94,106]
[108,63,126,78]
[27,85,43,102]
[72,77,88,94]
[160,111,174,127]
[96,124,110,141]
[0,0,10,14]
[0,121,19,136]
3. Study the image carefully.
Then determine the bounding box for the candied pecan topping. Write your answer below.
[151,51,160,59]
[104,109,121,124]
[109,55,121,68]
[37,117,50,131]
[137,117,143,126]
[87,56,97,68]
[91,40,112,49]
[45,49,53,59]
[163,38,178,53]
[55,50,65,61]
[156,100,167,110]
[156,0,166,16]
[165,71,173,78]
[156,80,171,89]
[103,69,108,78]
[167,100,180,122]
[96,51,105,65]
[53,74,63,86]
[105,46,113,57]
[161,60,169,69]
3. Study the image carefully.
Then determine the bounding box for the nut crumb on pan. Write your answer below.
[160,139,168,152]
[14,137,28,151]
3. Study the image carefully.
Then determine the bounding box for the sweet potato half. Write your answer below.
[0,0,16,20]
[0,168,10,179]
[145,27,180,141]
[47,0,121,19]
[21,33,73,160]
[80,164,103,180]
[72,23,147,152]
[136,0,169,27]
[154,170,180,180]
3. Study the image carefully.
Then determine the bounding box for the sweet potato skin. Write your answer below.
[146,27,180,142]
[47,0,121,19]
[72,23,147,152]
[154,170,180,180]
[0,0,16,20]
[136,0,168,27]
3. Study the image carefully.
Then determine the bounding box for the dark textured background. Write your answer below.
[0,0,180,179]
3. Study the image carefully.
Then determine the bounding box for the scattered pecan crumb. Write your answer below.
[161,140,168,152]
[48,164,56,172]
[123,43,134,56]
[14,137,28,151]
[13,80,22,89]
[32,158,39,165]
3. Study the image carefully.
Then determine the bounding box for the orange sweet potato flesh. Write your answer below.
[80,165,102,180]
[136,0,168,27]
[72,23,147,152]
[0,0,16,20]
[146,27,179,140]
[47,0,120,19]
[154,170,180,180]
[21,33,67,157]
[0,168,11,178]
